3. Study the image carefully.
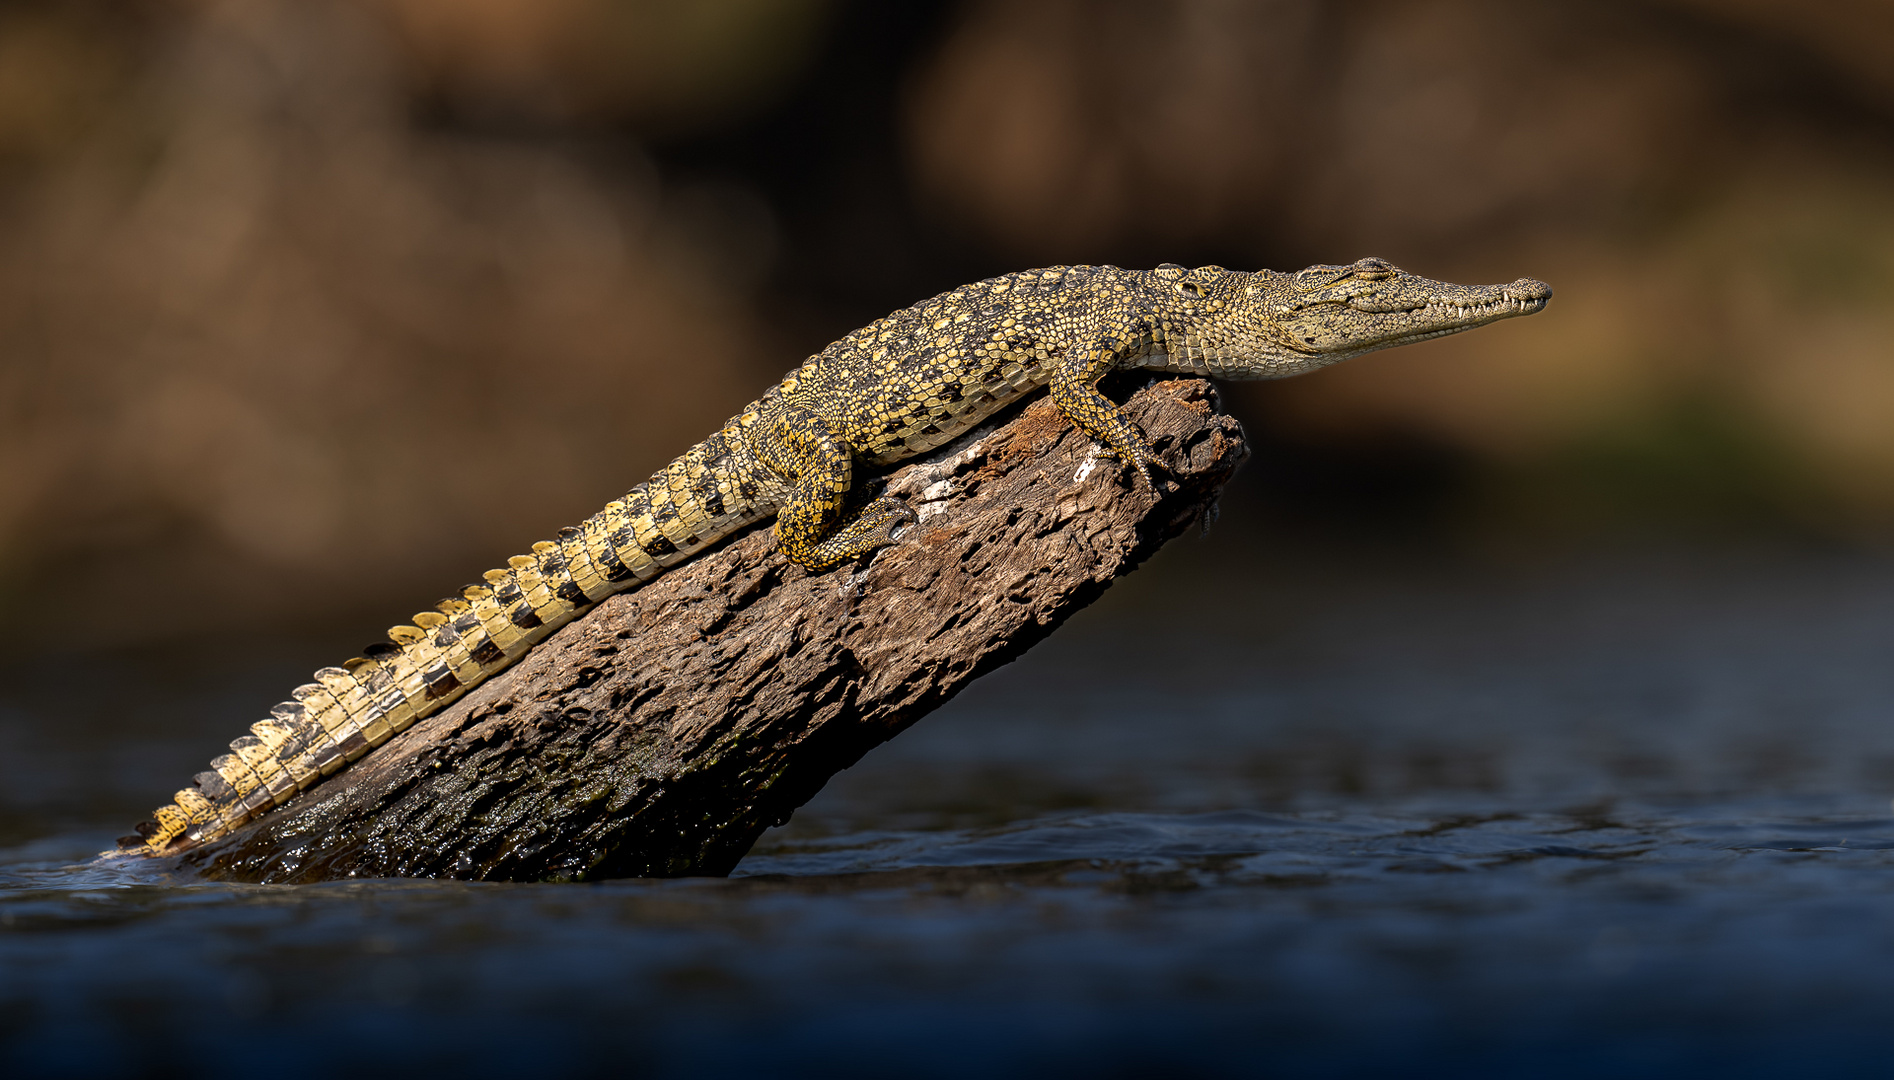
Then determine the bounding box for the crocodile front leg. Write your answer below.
[1049,329,1156,484]
[764,409,915,571]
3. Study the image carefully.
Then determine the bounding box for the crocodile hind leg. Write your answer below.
[764,409,915,571]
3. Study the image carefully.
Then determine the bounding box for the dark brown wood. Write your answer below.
[181,378,1248,883]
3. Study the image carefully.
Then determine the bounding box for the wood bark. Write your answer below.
[181,378,1248,883]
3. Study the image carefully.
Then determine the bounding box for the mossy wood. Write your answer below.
[179,378,1246,883]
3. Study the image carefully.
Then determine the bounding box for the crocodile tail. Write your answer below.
[120,418,782,856]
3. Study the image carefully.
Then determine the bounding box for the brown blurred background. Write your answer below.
[2,0,1893,648]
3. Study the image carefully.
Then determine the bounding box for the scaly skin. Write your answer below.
[120,258,1550,856]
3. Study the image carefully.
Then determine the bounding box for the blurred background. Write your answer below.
[1,0,1891,649]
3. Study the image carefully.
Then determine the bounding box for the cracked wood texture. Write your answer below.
[179,377,1247,883]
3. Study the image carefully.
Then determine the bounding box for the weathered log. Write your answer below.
[180,377,1248,883]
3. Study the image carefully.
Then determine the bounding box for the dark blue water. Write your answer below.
[8,538,1894,1077]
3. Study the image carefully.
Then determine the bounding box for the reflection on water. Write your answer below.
[7,538,1894,1077]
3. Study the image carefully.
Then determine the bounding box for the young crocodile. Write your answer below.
[122,258,1550,856]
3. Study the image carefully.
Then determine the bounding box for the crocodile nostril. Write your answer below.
[1509,278,1553,300]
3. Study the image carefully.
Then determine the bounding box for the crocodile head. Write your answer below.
[1148,257,1551,378]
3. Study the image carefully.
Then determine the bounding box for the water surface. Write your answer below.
[7,539,1894,1077]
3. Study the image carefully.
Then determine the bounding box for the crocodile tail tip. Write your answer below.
[116,819,161,851]
[119,797,197,857]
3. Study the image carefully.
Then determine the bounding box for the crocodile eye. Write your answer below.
[1177,281,1202,299]
[1351,257,1393,281]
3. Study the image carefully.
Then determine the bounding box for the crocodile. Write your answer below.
[119,257,1550,857]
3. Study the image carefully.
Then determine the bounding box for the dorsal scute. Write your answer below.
[193,771,233,800]
[173,787,212,816]
[387,625,427,646]
[209,753,257,796]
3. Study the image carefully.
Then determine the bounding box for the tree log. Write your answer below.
[180,378,1248,883]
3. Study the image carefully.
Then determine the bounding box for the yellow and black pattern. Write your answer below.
[125,258,1548,855]
[128,419,789,854]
